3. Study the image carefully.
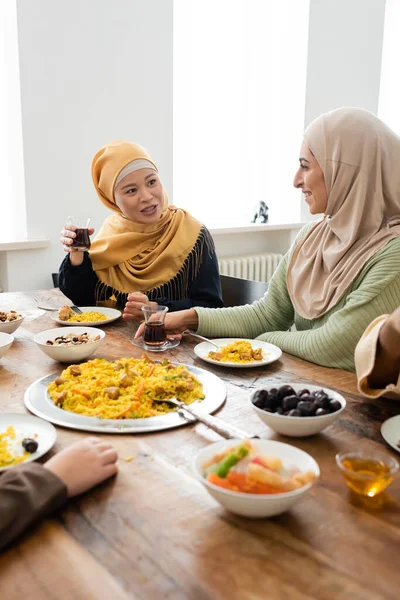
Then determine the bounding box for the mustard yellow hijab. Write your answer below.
[89,141,202,295]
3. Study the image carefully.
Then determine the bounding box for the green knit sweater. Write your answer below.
[195,226,400,371]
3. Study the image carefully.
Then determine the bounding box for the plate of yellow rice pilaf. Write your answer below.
[194,339,282,368]
[24,357,226,433]
[0,414,56,471]
[50,306,121,326]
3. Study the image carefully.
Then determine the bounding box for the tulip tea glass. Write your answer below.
[67,216,91,251]
[141,305,168,348]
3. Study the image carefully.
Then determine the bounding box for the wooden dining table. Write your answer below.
[1,289,400,600]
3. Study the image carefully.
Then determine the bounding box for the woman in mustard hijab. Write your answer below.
[58,141,223,318]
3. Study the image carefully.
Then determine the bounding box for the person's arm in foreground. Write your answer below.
[0,438,118,551]
[355,308,400,397]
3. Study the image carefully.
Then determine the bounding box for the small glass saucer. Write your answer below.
[132,337,181,352]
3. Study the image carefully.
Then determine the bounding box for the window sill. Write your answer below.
[0,239,50,251]
[209,222,306,235]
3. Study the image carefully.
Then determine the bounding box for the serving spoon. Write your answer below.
[152,397,258,440]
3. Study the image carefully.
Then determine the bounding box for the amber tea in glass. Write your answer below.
[336,451,399,497]
[67,216,91,251]
[141,305,168,347]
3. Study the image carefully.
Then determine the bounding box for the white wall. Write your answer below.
[302,0,387,221]
[2,0,391,290]
[4,0,172,291]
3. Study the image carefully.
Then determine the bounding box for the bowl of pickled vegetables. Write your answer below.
[193,439,319,518]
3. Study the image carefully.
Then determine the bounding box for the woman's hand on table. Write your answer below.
[44,437,118,497]
[123,292,157,321]
[134,308,199,339]
[60,223,95,266]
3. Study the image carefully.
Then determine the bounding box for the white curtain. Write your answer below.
[173,0,309,228]
[0,0,26,242]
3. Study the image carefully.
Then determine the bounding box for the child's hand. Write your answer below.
[44,437,118,497]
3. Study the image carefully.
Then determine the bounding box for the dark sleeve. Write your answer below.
[58,253,98,306]
[0,462,67,551]
[158,231,224,311]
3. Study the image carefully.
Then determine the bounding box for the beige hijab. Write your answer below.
[287,108,400,320]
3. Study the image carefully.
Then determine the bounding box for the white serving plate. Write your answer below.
[50,306,121,326]
[193,438,320,518]
[381,415,400,454]
[194,338,282,368]
[24,363,226,434]
[0,413,57,471]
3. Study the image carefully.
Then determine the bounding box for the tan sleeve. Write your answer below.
[355,315,400,399]
[0,461,67,551]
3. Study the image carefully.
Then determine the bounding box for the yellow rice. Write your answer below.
[208,340,265,363]
[0,426,30,468]
[66,311,107,323]
[48,357,205,419]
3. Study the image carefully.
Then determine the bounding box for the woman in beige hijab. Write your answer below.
[137,108,400,372]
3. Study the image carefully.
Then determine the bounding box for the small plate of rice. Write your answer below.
[50,306,121,326]
[0,414,56,471]
[194,338,282,369]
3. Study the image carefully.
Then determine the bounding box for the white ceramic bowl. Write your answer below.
[193,438,319,518]
[34,326,106,363]
[0,332,14,359]
[0,313,24,334]
[249,383,346,437]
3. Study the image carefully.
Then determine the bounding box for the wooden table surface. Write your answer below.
[1,290,400,600]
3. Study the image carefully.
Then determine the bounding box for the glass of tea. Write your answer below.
[141,305,168,348]
[336,450,399,497]
[67,216,91,251]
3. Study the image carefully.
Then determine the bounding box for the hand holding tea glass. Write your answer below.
[60,217,94,266]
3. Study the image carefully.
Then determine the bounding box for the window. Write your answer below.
[173,0,310,228]
[0,0,26,242]
[378,0,400,135]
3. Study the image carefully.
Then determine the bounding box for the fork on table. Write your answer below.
[34,299,83,314]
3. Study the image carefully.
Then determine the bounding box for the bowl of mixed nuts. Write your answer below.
[0,310,24,334]
[34,327,105,363]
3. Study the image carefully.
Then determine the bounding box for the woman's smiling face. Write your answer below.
[114,168,164,223]
[293,141,328,215]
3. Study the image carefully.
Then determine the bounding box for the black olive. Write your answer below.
[329,399,342,413]
[275,406,284,415]
[315,395,330,409]
[298,389,310,397]
[277,385,296,400]
[265,391,281,410]
[287,409,302,417]
[315,408,330,416]
[298,394,314,404]
[297,400,317,416]
[22,438,38,453]
[252,389,268,408]
[282,395,299,411]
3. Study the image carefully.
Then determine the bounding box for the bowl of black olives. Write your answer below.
[250,383,346,437]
